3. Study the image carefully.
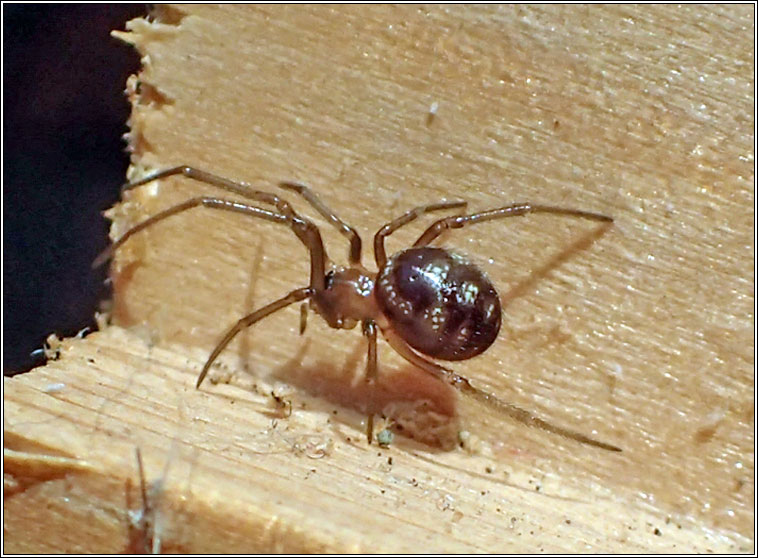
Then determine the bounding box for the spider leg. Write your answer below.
[414,203,613,247]
[299,302,309,335]
[373,200,468,269]
[124,166,300,219]
[279,181,363,266]
[94,195,327,292]
[95,197,282,266]
[381,328,622,452]
[362,320,378,444]
[115,166,331,288]
[196,287,313,388]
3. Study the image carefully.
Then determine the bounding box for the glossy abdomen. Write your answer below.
[375,247,501,360]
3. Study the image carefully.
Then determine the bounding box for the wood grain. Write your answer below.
[4,5,753,552]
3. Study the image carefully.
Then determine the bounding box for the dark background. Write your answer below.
[4,4,148,373]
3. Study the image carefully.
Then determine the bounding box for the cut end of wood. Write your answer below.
[5,326,752,553]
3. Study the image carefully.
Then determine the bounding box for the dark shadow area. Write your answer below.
[270,338,462,450]
[3,4,147,373]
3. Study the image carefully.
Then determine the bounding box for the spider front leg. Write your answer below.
[93,197,286,267]
[123,166,301,220]
[95,197,328,292]
[103,166,331,289]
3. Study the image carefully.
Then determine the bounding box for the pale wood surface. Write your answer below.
[4,5,753,552]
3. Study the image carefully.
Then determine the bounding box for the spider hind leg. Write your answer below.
[381,328,622,452]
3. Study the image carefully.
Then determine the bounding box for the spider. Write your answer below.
[96,166,621,452]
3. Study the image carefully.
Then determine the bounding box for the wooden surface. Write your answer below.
[4,5,753,552]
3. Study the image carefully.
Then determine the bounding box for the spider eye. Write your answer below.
[325,270,335,289]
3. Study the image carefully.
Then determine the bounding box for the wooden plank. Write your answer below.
[4,4,753,552]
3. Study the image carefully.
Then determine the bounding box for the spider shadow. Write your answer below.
[237,237,266,376]
[268,335,462,450]
[498,219,614,310]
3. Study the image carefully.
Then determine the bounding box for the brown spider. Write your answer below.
[96,166,621,452]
